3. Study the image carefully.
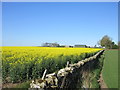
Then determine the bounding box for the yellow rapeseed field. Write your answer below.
[2,47,102,83]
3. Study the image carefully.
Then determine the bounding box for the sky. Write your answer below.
[2,2,118,46]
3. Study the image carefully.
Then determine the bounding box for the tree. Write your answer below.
[118,41,120,49]
[112,44,118,49]
[99,35,112,49]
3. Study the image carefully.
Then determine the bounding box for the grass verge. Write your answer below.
[102,50,118,88]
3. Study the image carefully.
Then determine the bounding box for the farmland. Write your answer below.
[2,47,102,83]
[102,50,118,88]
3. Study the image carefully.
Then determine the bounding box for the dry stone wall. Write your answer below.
[29,50,104,89]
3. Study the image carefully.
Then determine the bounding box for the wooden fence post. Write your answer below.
[42,69,47,80]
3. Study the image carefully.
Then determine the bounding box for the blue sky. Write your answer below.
[2,2,118,46]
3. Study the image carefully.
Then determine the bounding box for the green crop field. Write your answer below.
[102,50,118,88]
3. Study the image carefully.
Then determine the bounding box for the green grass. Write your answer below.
[14,81,30,88]
[102,50,118,88]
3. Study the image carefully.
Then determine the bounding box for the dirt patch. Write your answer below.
[2,83,21,88]
[99,73,108,89]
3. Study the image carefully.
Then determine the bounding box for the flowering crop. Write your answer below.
[2,47,102,83]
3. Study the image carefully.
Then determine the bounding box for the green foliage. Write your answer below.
[99,35,112,49]
[112,44,118,49]
[14,81,30,88]
[99,35,118,49]
[90,54,104,88]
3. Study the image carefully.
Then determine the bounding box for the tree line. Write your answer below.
[98,35,119,49]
